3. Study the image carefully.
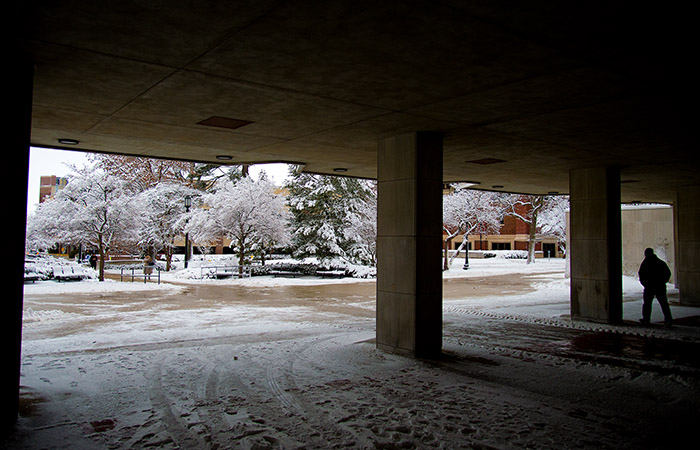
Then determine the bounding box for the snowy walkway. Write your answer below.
[9,258,700,449]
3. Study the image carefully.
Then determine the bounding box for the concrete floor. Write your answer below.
[6,273,700,449]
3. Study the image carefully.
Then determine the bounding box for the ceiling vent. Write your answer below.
[466,158,506,165]
[197,116,253,130]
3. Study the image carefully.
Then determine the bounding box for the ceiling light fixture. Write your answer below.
[333,168,348,173]
[216,155,233,161]
[58,138,79,145]
[454,181,480,188]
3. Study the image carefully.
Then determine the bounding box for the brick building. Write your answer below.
[38,175,68,203]
[445,201,563,258]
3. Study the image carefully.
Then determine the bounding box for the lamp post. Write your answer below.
[184,195,191,269]
[463,238,469,270]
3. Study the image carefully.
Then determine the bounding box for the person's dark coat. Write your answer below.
[638,252,671,288]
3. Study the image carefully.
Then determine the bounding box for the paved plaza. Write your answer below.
[6,269,700,449]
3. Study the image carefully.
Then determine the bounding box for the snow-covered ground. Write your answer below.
[9,256,700,449]
[22,254,698,327]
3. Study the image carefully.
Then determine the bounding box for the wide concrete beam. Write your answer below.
[569,167,622,323]
[676,185,700,305]
[376,132,443,358]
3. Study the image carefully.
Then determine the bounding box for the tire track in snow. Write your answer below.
[146,352,216,450]
[266,366,303,412]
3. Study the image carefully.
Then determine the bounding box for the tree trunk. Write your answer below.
[525,195,545,264]
[443,226,462,271]
[527,208,538,264]
[443,239,451,271]
[165,245,173,271]
[449,236,468,266]
[238,247,245,278]
[98,238,106,281]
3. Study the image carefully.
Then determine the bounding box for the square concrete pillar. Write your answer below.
[376,132,443,357]
[5,54,32,428]
[676,186,700,305]
[569,167,622,323]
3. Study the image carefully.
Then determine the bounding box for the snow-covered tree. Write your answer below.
[186,176,290,275]
[503,194,569,263]
[443,189,505,270]
[26,198,69,252]
[344,183,377,266]
[27,165,139,280]
[88,153,197,191]
[134,183,202,270]
[535,195,569,255]
[503,194,544,264]
[286,170,375,264]
[187,163,250,191]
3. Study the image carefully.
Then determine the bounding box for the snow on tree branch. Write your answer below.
[186,177,290,272]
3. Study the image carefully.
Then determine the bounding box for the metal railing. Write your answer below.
[120,267,161,284]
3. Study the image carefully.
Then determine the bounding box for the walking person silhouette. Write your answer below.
[638,248,673,327]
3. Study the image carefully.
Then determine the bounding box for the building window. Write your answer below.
[492,242,511,250]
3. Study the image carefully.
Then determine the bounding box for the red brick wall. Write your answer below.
[499,203,531,235]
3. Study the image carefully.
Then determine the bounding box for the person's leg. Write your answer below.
[641,288,653,324]
[657,288,673,325]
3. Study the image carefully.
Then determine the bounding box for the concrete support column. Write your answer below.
[676,185,700,305]
[376,132,443,358]
[569,167,622,323]
[5,53,32,427]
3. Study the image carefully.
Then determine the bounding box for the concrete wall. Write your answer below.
[621,205,674,282]
[676,186,700,305]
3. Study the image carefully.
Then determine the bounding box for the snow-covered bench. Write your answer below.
[201,265,252,279]
[52,265,89,282]
[24,271,43,283]
[316,270,345,279]
[270,270,303,278]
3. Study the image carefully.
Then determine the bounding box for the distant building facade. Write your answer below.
[39,175,68,203]
[444,201,563,258]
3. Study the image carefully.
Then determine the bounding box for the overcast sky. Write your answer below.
[26,147,87,213]
[26,147,290,213]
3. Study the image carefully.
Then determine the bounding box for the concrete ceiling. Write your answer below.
[22,1,697,203]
